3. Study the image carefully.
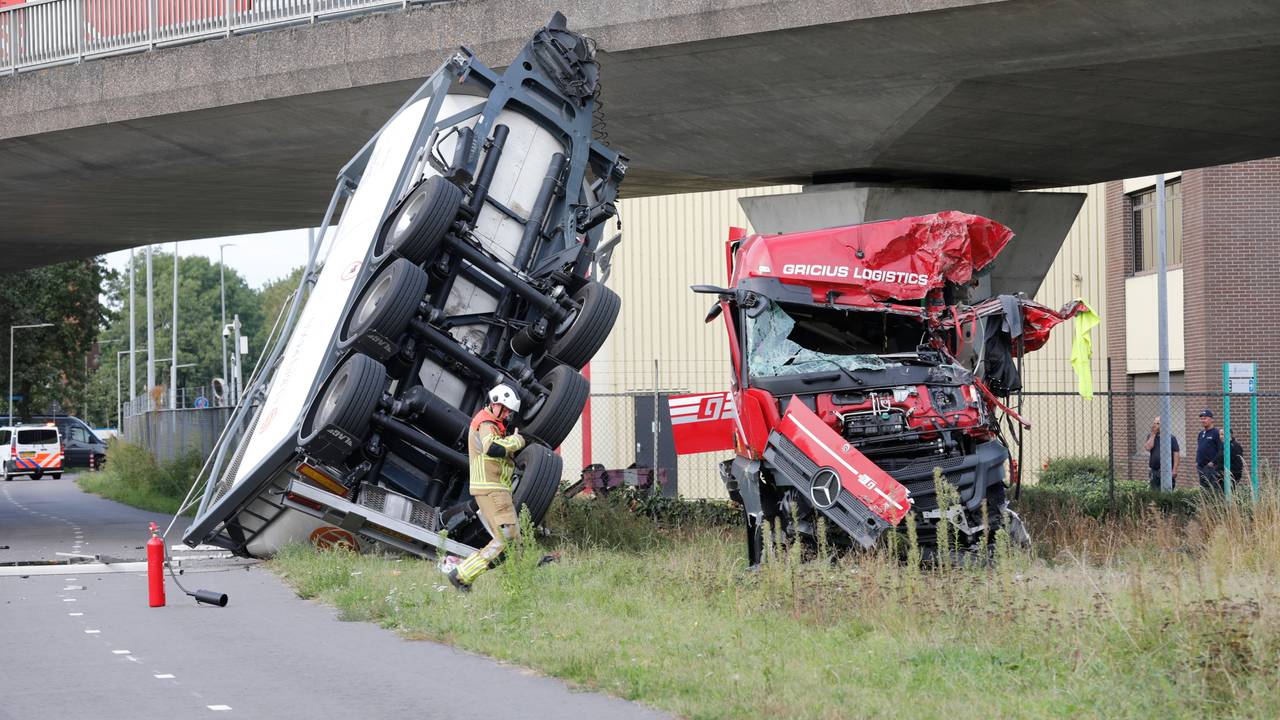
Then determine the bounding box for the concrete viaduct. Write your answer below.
[3,0,1280,270]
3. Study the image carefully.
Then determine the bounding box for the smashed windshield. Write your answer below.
[747,302,925,378]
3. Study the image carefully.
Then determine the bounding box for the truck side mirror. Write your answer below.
[690,284,733,296]
[705,302,723,323]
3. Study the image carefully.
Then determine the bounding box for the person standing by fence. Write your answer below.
[1219,432,1245,489]
[1196,409,1223,493]
[1144,416,1180,490]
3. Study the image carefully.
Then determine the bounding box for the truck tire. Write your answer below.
[381,176,464,265]
[51,472,62,480]
[299,353,387,449]
[545,281,620,369]
[341,258,430,360]
[520,365,588,448]
[512,444,562,525]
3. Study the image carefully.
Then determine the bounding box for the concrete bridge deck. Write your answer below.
[3,0,1280,269]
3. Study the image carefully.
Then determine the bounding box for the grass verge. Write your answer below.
[272,487,1280,720]
[76,439,201,516]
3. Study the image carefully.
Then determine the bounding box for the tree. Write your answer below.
[254,266,306,361]
[0,259,108,421]
[92,249,263,417]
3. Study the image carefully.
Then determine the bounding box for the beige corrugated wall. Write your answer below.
[570,184,1109,497]
[1020,185,1110,479]
[564,186,799,499]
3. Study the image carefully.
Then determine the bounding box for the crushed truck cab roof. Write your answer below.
[731,211,1014,307]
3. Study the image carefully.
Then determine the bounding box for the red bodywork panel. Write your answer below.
[777,398,911,525]
[668,391,737,455]
[731,211,1012,307]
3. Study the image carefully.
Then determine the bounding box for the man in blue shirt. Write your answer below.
[1196,409,1223,493]
[1143,416,1180,490]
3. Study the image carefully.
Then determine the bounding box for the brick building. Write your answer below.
[1105,158,1280,486]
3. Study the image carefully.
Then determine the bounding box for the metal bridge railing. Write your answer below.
[1,0,453,75]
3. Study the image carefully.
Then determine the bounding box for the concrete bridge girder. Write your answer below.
[3,0,1280,270]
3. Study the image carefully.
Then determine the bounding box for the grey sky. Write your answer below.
[102,228,316,291]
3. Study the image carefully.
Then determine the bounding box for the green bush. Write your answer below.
[545,488,740,552]
[1016,455,1200,536]
[77,438,202,515]
[1019,480,1199,521]
[1038,455,1110,488]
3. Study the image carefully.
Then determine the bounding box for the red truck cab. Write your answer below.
[696,212,1085,565]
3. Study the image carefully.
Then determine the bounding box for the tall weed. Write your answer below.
[77,439,201,515]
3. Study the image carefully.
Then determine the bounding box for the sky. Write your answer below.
[102,227,320,291]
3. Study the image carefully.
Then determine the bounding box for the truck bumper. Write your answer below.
[763,432,892,549]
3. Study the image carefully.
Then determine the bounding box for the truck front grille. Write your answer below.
[764,432,889,549]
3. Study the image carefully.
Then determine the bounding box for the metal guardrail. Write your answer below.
[0,0,453,75]
[122,384,226,417]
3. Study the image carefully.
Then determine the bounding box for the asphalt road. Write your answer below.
[0,476,668,719]
[0,474,187,564]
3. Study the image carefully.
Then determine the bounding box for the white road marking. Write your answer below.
[84,629,100,634]
[207,705,232,711]
[63,585,83,590]
[126,656,140,663]
[68,612,83,617]
[62,598,76,602]
[112,650,130,654]
[0,559,231,577]
[154,674,175,679]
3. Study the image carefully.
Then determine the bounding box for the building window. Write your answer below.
[1131,180,1182,273]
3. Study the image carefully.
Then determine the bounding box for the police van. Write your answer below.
[0,424,64,480]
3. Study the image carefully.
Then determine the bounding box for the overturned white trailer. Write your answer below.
[183,13,626,559]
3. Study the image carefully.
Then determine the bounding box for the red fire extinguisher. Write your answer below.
[147,522,166,608]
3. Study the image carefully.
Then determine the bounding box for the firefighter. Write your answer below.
[447,383,526,591]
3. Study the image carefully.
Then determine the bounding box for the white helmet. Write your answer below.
[488,383,521,413]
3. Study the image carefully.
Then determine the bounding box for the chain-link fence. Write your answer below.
[984,356,1278,499]
[569,357,1279,502]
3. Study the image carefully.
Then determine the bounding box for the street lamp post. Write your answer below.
[146,245,155,408]
[116,349,136,428]
[129,248,137,401]
[171,242,179,410]
[219,243,235,400]
[8,323,55,425]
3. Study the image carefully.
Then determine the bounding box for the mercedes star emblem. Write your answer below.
[810,468,840,509]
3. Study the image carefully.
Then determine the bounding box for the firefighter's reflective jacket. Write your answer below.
[468,409,526,493]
